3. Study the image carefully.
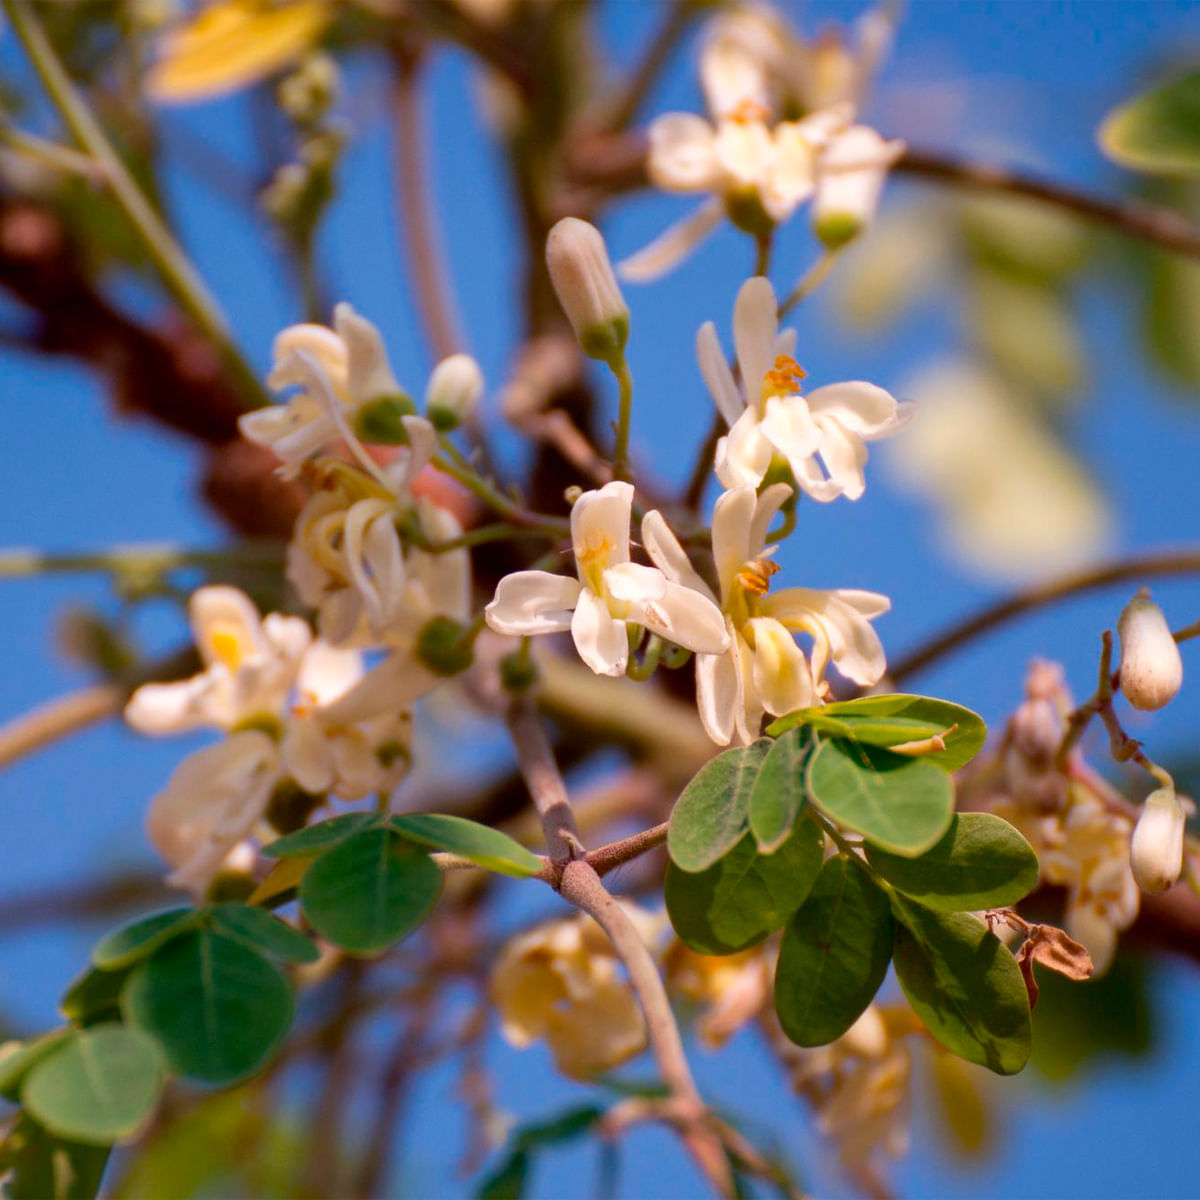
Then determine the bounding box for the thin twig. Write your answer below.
[586,822,668,878]
[390,40,465,362]
[896,146,1200,260]
[889,549,1200,684]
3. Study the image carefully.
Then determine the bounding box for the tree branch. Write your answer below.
[889,549,1200,684]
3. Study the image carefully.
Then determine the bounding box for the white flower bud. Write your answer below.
[813,127,905,249]
[425,354,483,431]
[1118,590,1182,711]
[545,218,629,365]
[1130,787,1185,895]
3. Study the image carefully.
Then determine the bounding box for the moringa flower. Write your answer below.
[644,484,889,745]
[700,277,910,500]
[1118,590,1183,712]
[485,481,728,677]
[1129,787,1186,896]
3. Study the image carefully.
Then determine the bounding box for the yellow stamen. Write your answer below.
[736,558,780,597]
[763,354,807,397]
[729,97,771,124]
[209,625,246,670]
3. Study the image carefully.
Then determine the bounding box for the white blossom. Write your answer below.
[485,481,728,677]
[1129,787,1185,896]
[644,484,889,744]
[700,277,911,501]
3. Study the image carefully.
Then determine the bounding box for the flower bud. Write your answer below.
[545,218,629,366]
[1130,787,1185,895]
[813,127,904,249]
[1118,590,1182,711]
[426,354,483,431]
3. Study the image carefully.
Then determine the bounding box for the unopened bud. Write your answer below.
[813,128,904,249]
[1130,787,1185,895]
[416,616,474,677]
[1118,590,1182,711]
[278,53,340,125]
[426,354,483,431]
[545,218,629,366]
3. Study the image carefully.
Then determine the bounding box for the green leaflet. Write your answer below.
[665,822,824,956]
[206,904,320,964]
[668,740,772,872]
[864,813,1039,911]
[806,738,955,856]
[774,855,894,1048]
[1099,70,1200,177]
[891,896,1032,1076]
[299,827,442,955]
[747,728,810,853]
[121,929,293,1084]
[390,813,545,877]
[91,909,197,972]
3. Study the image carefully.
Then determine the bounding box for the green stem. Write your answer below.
[626,634,663,682]
[610,357,635,483]
[753,230,774,278]
[1,0,267,408]
[431,452,569,534]
[0,122,100,178]
[0,542,284,580]
[778,248,842,317]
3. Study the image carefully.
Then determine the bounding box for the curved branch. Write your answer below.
[889,549,1200,684]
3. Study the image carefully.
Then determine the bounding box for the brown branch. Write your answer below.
[896,146,1200,260]
[389,40,465,361]
[587,822,668,878]
[889,549,1200,684]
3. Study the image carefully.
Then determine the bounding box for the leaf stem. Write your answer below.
[610,356,635,483]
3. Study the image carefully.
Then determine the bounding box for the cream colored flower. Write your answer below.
[485,481,728,677]
[702,277,911,500]
[1129,787,1186,896]
[1118,590,1183,712]
[147,0,332,103]
[490,911,654,1079]
[125,585,310,736]
[644,484,889,745]
[665,942,772,1048]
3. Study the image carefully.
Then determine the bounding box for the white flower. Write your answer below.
[145,730,281,896]
[125,586,310,735]
[240,303,434,478]
[485,481,728,677]
[701,277,910,501]
[621,106,851,282]
[645,484,889,745]
[812,125,906,247]
[1118,590,1183,712]
[1129,787,1185,896]
[426,353,484,431]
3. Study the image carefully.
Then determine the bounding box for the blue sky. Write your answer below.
[1,1,1199,1195]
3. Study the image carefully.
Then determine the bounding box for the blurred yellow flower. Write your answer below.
[490,909,662,1079]
[147,0,333,104]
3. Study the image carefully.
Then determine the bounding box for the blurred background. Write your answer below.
[1,1,1198,1195]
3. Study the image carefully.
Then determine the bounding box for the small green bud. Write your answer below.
[724,188,775,239]
[416,616,475,677]
[266,781,326,835]
[356,394,418,444]
[500,650,539,693]
[426,353,483,431]
[814,210,863,249]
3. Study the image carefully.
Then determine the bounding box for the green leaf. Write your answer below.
[865,813,1039,912]
[668,740,772,872]
[390,813,545,878]
[300,827,442,955]
[206,904,320,964]
[22,1026,163,1145]
[0,1115,110,1200]
[770,694,986,773]
[1144,252,1200,389]
[511,1105,605,1151]
[0,1030,73,1101]
[891,897,1031,1075]
[774,855,894,1047]
[60,967,130,1026]
[262,813,378,858]
[477,1150,529,1200]
[747,728,810,853]
[806,739,955,856]
[665,823,824,955]
[121,929,293,1084]
[91,909,198,971]
[1099,70,1200,177]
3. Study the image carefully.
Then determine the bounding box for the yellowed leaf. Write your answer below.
[248,854,313,905]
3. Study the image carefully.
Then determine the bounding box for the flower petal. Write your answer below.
[335,303,403,407]
[749,482,795,553]
[486,571,582,636]
[618,200,724,283]
[765,587,889,685]
[761,393,822,464]
[805,381,903,437]
[696,320,743,428]
[571,481,634,571]
[733,276,779,403]
[747,617,816,717]
[817,417,869,500]
[571,588,628,676]
[646,113,720,192]
[603,561,668,605]
[641,510,715,600]
[696,647,738,745]
[715,408,773,490]
[318,650,443,724]
[711,484,758,600]
[638,581,730,655]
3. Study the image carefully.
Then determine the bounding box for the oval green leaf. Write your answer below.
[0,1029,73,1100]
[60,965,130,1026]
[262,813,379,859]
[865,813,1039,911]
[1099,70,1200,177]
[806,739,954,856]
[91,908,198,971]
[300,827,442,955]
[206,903,320,963]
[891,896,1032,1075]
[121,929,293,1083]
[748,729,810,853]
[668,740,772,873]
[665,821,824,956]
[770,694,986,773]
[774,855,894,1048]
[390,813,545,877]
[22,1025,163,1145]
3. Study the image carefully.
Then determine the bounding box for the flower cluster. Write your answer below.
[621,5,903,280]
